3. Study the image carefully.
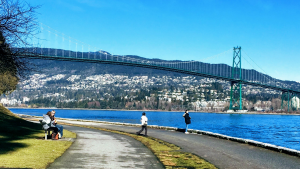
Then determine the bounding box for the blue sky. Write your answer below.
[26,0,300,82]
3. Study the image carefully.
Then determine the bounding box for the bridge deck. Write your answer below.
[18,53,300,95]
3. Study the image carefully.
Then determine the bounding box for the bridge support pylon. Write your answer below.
[281,91,293,112]
[229,46,243,110]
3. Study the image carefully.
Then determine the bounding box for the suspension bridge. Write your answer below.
[15,23,300,111]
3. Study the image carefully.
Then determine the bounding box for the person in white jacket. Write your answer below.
[136,112,148,136]
[42,111,59,140]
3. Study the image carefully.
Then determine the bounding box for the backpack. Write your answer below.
[52,133,59,140]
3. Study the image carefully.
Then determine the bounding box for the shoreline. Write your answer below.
[7,106,300,115]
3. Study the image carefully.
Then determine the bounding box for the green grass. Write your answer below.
[62,122,216,169]
[0,106,76,168]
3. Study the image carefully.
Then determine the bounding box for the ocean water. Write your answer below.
[9,108,300,151]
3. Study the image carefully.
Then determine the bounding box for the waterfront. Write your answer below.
[10,108,300,151]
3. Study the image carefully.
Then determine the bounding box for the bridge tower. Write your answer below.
[281,91,295,112]
[229,46,242,110]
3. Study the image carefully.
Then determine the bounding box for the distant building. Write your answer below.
[23,97,30,103]
[291,96,300,110]
[0,98,9,105]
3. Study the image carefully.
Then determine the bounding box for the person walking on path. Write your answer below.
[183,110,191,134]
[136,112,148,136]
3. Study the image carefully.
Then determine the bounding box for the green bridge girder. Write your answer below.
[17,49,300,112]
[17,53,300,95]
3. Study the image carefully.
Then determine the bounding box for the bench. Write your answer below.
[39,120,55,140]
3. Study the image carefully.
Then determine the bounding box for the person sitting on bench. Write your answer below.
[51,110,63,138]
[42,111,59,140]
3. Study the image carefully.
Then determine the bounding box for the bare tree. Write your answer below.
[0,0,39,95]
[271,98,281,111]
[0,0,39,47]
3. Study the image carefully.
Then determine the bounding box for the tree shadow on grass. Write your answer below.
[0,141,28,154]
[0,106,43,154]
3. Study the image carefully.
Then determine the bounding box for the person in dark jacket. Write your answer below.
[183,110,191,134]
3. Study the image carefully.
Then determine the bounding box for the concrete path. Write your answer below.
[47,125,163,169]
[57,119,300,169]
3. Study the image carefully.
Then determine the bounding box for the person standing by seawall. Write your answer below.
[183,110,191,134]
[136,112,148,136]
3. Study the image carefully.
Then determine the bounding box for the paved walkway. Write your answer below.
[56,119,300,169]
[47,125,163,169]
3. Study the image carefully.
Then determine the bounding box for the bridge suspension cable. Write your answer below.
[25,23,299,95]
[242,49,280,88]
[199,49,232,63]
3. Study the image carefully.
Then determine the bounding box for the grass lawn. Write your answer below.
[0,106,76,168]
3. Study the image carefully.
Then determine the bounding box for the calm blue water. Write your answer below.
[9,108,300,151]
